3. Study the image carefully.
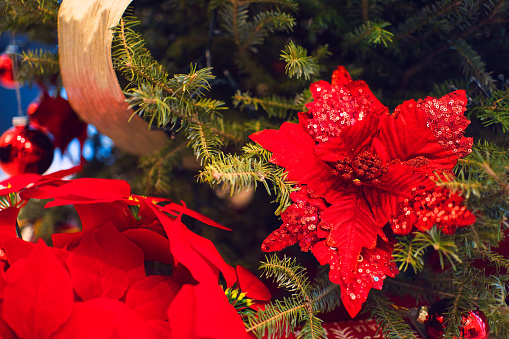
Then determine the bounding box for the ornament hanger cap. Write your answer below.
[12,116,28,126]
[416,306,429,324]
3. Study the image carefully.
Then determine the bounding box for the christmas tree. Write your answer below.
[0,0,508,338]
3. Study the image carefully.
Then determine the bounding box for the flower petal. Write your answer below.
[236,265,271,301]
[3,242,74,339]
[125,275,180,321]
[250,122,341,198]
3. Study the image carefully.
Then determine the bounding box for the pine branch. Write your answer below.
[0,0,59,35]
[449,38,495,89]
[472,89,509,132]
[370,291,419,339]
[199,150,296,214]
[280,41,319,80]
[260,254,312,299]
[187,123,223,165]
[233,90,307,119]
[241,10,295,51]
[246,255,341,339]
[17,49,60,84]
[343,20,394,48]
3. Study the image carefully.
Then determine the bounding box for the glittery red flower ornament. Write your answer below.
[250,66,474,317]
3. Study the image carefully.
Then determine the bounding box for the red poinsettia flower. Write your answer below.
[0,175,258,338]
[250,66,474,317]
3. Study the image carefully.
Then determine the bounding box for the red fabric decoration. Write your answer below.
[250,66,474,317]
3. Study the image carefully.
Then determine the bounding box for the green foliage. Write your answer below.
[472,89,509,132]
[280,41,318,80]
[17,49,60,85]
[370,292,419,339]
[245,254,341,339]
[0,0,58,41]
[233,90,308,119]
[343,20,394,48]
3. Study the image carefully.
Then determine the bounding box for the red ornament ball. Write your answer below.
[0,53,16,89]
[424,299,489,339]
[0,124,54,176]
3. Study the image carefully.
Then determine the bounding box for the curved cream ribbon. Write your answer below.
[58,0,168,155]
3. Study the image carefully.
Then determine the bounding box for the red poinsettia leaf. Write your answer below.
[313,113,380,163]
[25,178,131,206]
[29,93,87,151]
[168,283,248,339]
[338,240,398,318]
[0,207,19,234]
[417,91,472,158]
[330,65,352,86]
[236,265,271,301]
[3,242,74,339]
[149,205,226,284]
[162,202,230,230]
[74,202,136,233]
[376,99,459,170]
[0,173,41,195]
[125,275,180,321]
[0,301,16,339]
[363,162,423,226]
[2,235,70,267]
[65,223,145,301]
[321,190,386,282]
[168,284,198,339]
[52,231,84,250]
[51,302,115,339]
[84,298,162,339]
[187,230,237,287]
[312,241,341,278]
[147,319,172,337]
[122,228,173,265]
[250,122,342,198]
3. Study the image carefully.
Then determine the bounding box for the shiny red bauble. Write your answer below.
[0,124,54,176]
[0,53,16,89]
[424,299,489,339]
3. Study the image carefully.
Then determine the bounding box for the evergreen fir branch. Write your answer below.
[233,90,304,119]
[200,149,296,213]
[393,227,461,273]
[280,41,319,80]
[471,89,509,132]
[449,38,495,89]
[297,315,327,339]
[220,2,249,45]
[0,0,59,34]
[473,247,509,271]
[260,254,312,299]
[187,123,223,165]
[392,237,425,273]
[241,11,295,51]
[16,49,60,84]
[242,143,273,162]
[370,291,419,339]
[199,154,271,195]
[343,20,394,48]
[245,297,304,339]
[308,279,342,313]
[140,138,189,195]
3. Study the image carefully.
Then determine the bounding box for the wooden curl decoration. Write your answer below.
[57,0,168,155]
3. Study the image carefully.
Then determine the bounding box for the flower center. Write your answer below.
[333,151,388,186]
